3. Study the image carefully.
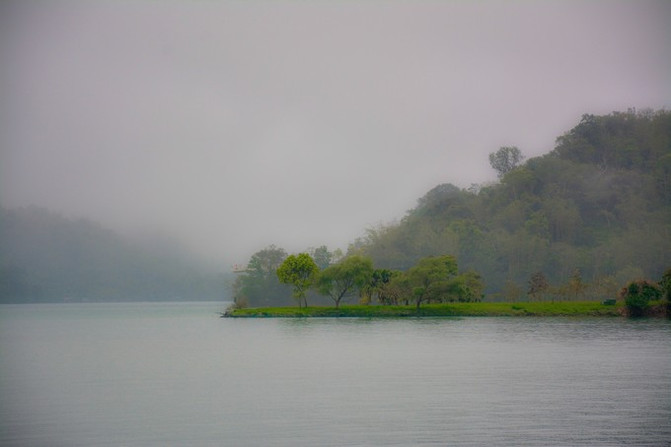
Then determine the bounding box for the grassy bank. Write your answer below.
[225,301,624,318]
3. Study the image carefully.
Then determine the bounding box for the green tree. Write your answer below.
[407,255,458,310]
[317,255,374,308]
[459,270,485,302]
[276,253,319,308]
[386,271,412,306]
[619,279,662,317]
[442,270,485,302]
[248,245,287,276]
[365,268,396,304]
[660,268,671,317]
[233,245,289,307]
[489,146,524,178]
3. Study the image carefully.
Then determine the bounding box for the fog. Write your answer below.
[2,1,670,266]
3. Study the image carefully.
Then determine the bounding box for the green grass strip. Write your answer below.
[226,301,624,318]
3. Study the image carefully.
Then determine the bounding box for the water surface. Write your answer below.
[1,303,670,446]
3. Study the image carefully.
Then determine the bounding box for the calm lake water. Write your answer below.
[1,302,670,447]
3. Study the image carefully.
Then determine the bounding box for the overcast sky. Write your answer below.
[2,1,670,266]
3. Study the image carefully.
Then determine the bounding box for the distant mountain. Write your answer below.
[353,109,671,297]
[0,207,231,303]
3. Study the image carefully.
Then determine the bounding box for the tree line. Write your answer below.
[351,109,671,301]
[232,245,484,309]
[233,110,670,307]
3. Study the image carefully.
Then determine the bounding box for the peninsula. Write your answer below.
[224,301,625,318]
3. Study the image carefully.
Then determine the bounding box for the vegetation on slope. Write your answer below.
[232,110,670,309]
[353,109,671,298]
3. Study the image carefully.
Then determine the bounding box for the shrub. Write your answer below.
[619,280,662,317]
[660,268,671,317]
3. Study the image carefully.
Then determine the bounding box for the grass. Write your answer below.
[225,301,624,318]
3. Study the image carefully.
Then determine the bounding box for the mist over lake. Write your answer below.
[1,5,670,444]
[2,302,670,446]
[2,1,670,266]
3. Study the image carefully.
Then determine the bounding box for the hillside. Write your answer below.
[353,109,671,298]
[0,207,230,303]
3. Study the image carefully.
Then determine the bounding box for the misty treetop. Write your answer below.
[489,146,524,178]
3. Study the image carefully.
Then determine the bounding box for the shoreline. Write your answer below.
[224,301,629,318]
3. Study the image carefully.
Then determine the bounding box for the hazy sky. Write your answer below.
[2,1,670,266]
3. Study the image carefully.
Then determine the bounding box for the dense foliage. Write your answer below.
[276,253,320,308]
[231,245,291,307]
[233,245,483,308]
[317,255,374,308]
[353,109,671,299]
[619,279,663,317]
[16,110,666,306]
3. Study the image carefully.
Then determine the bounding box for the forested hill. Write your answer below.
[354,109,671,298]
[0,207,229,303]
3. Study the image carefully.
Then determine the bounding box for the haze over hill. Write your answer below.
[0,206,230,303]
[2,1,670,266]
[226,110,671,306]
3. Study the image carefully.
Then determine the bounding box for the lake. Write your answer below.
[1,302,670,446]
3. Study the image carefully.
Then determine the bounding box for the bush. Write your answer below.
[619,280,662,317]
[660,268,671,317]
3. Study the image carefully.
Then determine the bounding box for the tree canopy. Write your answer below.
[489,146,524,178]
[233,245,290,307]
[406,255,458,309]
[317,255,373,308]
[276,253,319,308]
[355,109,671,299]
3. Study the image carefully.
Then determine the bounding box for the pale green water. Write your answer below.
[1,302,670,446]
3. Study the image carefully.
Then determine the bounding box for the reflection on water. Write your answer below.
[1,303,670,446]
